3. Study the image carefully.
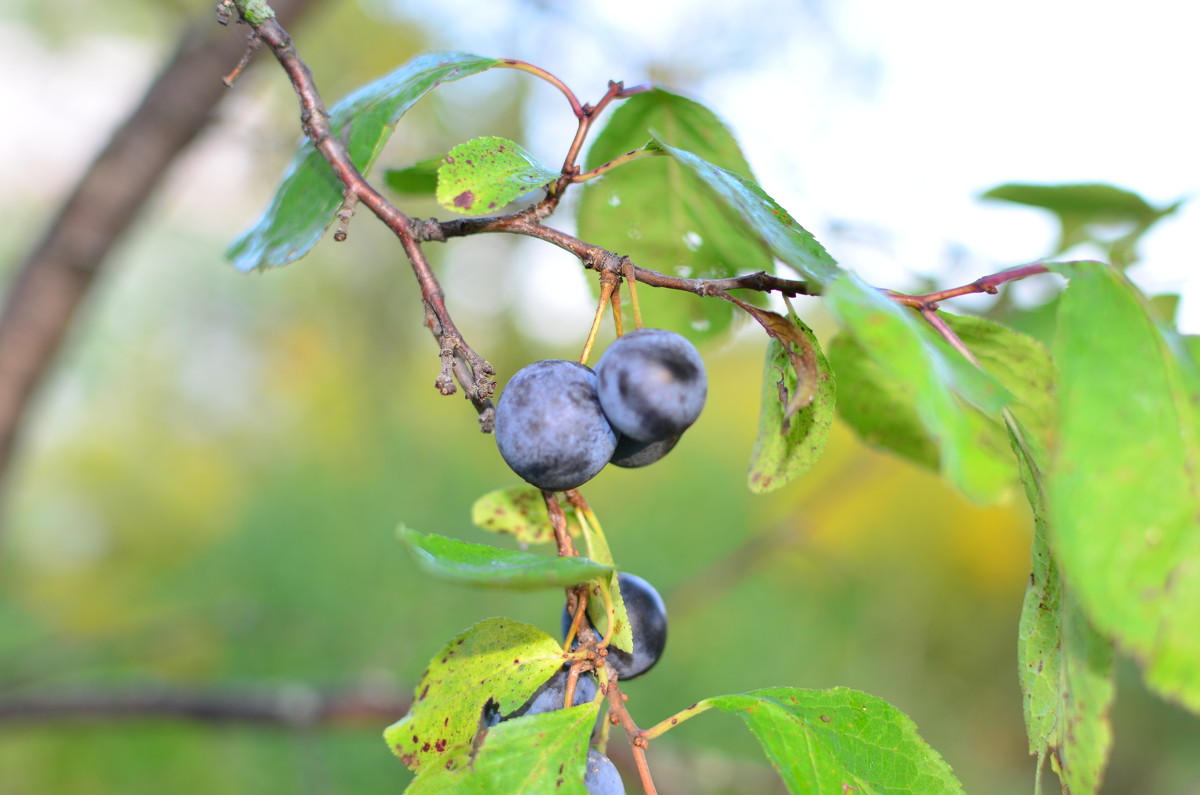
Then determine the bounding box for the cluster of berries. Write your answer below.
[487,573,668,794]
[494,329,708,491]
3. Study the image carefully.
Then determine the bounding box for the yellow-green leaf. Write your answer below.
[384,619,566,773]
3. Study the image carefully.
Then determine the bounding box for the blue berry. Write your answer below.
[494,360,617,491]
[562,572,668,681]
[509,668,597,718]
[609,433,680,469]
[595,329,707,442]
[584,749,625,794]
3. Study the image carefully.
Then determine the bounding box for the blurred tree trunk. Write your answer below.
[0,0,323,531]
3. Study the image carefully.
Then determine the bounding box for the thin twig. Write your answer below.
[0,685,410,728]
[572,147,661,183]
[230,9,496,424]
[920,307,982,364]
[889,262,1051,309]
[604,679,658,795]
[419,212,818,301]
[496,59,585,119]
[559,80,650,176]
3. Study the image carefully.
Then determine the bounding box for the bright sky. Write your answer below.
[4,0,1198,331]
[396,0,1200,331]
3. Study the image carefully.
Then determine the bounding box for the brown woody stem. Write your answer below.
[230,10,496,426]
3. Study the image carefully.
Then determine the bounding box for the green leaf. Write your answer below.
[574,510,633,654]
[831,311,1055,485]
[1047,261,1200,714]
[385,157,443,195]
[650,139,841,287]
[827,331,939,470]
[643,142,1022,502]
[1013,421,1115,795]
[470,487,569,546]
[704,687,964,794]
[228,52,501,271]
[947,314,1056,453]
[405,702,598,794]
[436,136,559,215]
[748,313,836,493]
[824,278,1013,503]
[981,183,1181,267]
[399,527,612,590]
[576,89,775,342]
[982,183,1160,222]
[384,618,566,773]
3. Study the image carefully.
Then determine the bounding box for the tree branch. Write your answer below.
[416,213,818,301]
[0,0,322,529]
[888,262,1051,309]
[0,684,410,729]
[229,9,497,428]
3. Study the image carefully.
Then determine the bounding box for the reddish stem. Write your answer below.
[232,13,496,422]
[920,306,982,364]
[497,59,584,118]
[542,490,579,558]
[890,262,1051,309]
[604,679,658,795]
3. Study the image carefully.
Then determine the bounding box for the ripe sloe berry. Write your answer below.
[494,360,617,491]
[562,572,667,681]
[483,668,596,729]
[609,433,680,469]
[595,329,707,442]
[509,668,597,719]
[584,749,625,794]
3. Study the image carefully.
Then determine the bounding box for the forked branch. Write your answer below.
[225,3,496,424]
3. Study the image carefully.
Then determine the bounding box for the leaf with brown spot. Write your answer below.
[405,701,598,793]
[747,313,836,494]
[470,487,579,547]
[742,306,819,420]
[383,619,565,773]
[436,136,559,216]
[1013,417,1114,795]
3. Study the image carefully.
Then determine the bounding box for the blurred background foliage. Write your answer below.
[2,1,1198,793]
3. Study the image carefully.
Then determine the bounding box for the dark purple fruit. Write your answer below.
[562,572,667,681]
[507,668,597,719]
[595,329,706,442]
[494,360,617,491]
[584,748,625,794]
[609,433,680,468]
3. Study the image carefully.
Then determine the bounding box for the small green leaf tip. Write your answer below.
[236,0,276,25]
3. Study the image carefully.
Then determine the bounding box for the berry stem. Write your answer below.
[639,701,712,740]
[563,661,584,710]
[542,490,579,558]
[610,283,625,337]
[580,272,619,365]
[621,257,644,330]
[563,592,588,651]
